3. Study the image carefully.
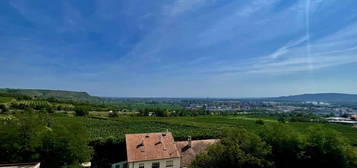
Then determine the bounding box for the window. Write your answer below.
[115,165,120,168]
[152,162,160,168]
[166,160,173,167]
[139,163,145,168]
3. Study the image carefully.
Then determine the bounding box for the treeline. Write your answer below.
[138,107,211,117]
[0,92,32,100]
[191,124,357,168]
[0,97,124,114]
[0,111,92,167]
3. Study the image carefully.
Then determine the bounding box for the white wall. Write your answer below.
[128,157,180,168]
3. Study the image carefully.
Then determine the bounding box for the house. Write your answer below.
[80,162,91,168]
[0,162,40,168]
[116,131,218,168]
[175,137,218,168]
[125,132,181,168]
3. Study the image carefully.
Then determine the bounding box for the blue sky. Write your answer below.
[1,0,357,97]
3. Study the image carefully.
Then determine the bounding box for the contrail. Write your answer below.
[306,0,313,70]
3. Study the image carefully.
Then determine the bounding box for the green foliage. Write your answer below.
[302,126,357,168]
[108,111,119,118]
[0,112,93,167]
[191,124,357,168]
[0,91,32,100]
[10,100,51,110]
[39,123,92,167]
[260,124,357,168]
[191,128,272,168]
[0,104,8,114]
[0,97,13,103]
[75,106,90,116]
[255,119,265,125]
[89,137,126,168]
[260,124,304,168]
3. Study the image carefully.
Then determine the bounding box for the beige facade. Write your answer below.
[128,157,181,168]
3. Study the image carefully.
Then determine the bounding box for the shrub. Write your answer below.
[0,113,93,167]
[0,104,8,114]
[256,119,265,125]
[191,128,272,168]
[108,111,119,118]
[75,106,89,116]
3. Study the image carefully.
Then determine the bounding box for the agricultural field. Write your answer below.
[0,97,13,103]
[51,114,357,146]
[14,100,50,106]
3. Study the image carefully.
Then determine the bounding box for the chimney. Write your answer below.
[158,135,162,144]
[139,139,144,146]
[162,129,169,136]
[137,138,144,148]
[188,136,192,147]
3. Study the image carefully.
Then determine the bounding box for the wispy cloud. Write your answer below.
[266,35,308,59]
[168,0,207,16]
[206,22,357,75]
[236,0,279,17]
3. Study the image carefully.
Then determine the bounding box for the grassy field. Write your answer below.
[51,114,357,145]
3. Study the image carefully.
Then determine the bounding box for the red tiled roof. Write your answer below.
[175,139,218,167]
[125,132,180,163]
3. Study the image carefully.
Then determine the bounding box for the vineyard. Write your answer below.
[0,97,13,103]
[15,100,50,106]
[52,114,357,145]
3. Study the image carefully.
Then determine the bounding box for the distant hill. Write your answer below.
[269,93,357,102]
[0,88,100,102]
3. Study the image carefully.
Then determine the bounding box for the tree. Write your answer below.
[260,124,304,168]
[302,126,357,168]
[108,111,119,118]
[0,112,93,167]
[74,106,89,116]
[191,128,272,168]
[0,104,8,114]
[46,106,55,113]
[255,119,265,125]
[39,123,93,167]
[260,124,357,168]
[0,113,43,163]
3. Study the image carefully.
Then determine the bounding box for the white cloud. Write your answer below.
[206,22,357,76]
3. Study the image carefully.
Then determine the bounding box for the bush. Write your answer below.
[90,137,126,168]
[46,106,55,113]
[191,128,272,168]
[260,124,304,168]
[0,104,8,114]
[260,124,357,168]
[256,119,265,125]
[75,106,89,116]
[302,126,357,168]
[108,111,119,118]
[0,112,93,167]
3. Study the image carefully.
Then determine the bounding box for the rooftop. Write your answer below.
[175,139,218,167]
[125,132,180,163]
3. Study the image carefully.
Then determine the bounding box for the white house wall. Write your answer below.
[128,157,180,168]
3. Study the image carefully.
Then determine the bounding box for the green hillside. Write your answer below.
[0,88,100,102]
[270,93,357,102]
